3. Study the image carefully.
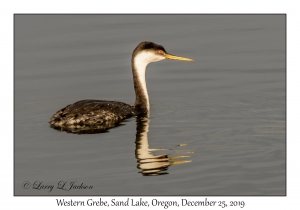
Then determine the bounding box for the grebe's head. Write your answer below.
[132,41,193,66]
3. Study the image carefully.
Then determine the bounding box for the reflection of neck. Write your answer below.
[135,119,170,176]
[135,119,153,159]
[135,119,192,176]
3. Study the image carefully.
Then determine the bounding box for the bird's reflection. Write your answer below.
[135,118,192,176]
[52,115,192,175]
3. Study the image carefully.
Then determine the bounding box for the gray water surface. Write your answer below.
[15,15,285,195]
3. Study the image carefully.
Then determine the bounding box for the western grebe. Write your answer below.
[50,41,193,133]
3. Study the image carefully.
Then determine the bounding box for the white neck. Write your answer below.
[134,54,150,112]
[132,51,165,116]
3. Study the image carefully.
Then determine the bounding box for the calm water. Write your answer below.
[15,15,285,195]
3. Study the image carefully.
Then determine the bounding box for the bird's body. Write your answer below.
[50,41,193,133]
[50,100,135,133]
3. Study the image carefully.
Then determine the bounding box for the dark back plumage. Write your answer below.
[50,100,136,133]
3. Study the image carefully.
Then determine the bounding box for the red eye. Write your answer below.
[158,50,163,54]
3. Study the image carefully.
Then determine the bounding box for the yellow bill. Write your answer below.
[164,53,194,61]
